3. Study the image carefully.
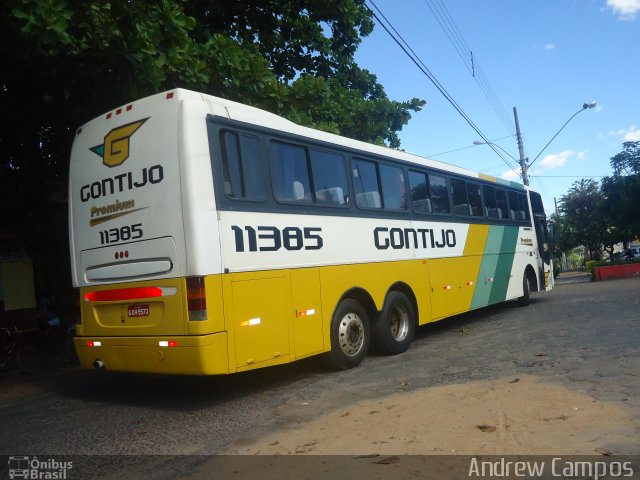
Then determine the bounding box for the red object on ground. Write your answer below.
[594,264,640,281]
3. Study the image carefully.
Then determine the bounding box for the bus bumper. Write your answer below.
[74,332,229,375]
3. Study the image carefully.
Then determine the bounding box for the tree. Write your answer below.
[602,141,640,243]
[1,1,425,306]
[558,179,611,261]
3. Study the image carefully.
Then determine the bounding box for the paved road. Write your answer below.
[1,276,639,478]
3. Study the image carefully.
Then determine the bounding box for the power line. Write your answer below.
[365,0,520,178]
[422,0,514,134]
[530,175,608,178]
[427,134,515,157]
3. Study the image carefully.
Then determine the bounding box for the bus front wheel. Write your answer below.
[517,273,531,307]
[373,291,415,355]
[327,299,371,370]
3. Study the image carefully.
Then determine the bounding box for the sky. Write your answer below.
[354,0,640,215]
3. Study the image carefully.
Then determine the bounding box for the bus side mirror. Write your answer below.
[548,221,557,241]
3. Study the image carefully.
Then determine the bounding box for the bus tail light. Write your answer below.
[186,276,207,321]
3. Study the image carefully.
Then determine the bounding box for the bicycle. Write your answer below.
[0,324,45,374]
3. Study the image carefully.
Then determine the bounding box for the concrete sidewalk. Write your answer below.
[555,270,592,285]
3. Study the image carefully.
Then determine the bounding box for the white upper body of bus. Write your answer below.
[69,89,537,289]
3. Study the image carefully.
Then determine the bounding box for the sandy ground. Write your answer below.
[225,375,640,456]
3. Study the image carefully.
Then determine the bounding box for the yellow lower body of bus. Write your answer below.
[74,333,231,375]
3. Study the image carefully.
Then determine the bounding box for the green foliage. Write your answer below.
[602,141,640,242]
[0,0,425,244]
[553,261,562,278]
[584,260,600,278]
[557,179,609,260]
[1,0,425,298]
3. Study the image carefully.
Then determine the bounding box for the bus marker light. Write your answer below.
[467,281,474,286]
[297,309,316,317]
[87,341,102,347]
[241,318,261,327]
[166,92,174,99]
[443,285,451,290]
[488,278,494,283]
[159,341,178,347]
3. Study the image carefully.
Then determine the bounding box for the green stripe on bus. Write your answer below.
[471,226,504,309]
[488,226,519,305]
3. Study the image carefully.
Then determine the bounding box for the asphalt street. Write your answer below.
[1,274,639,479]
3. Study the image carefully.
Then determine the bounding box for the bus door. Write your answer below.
[533,215,551,289]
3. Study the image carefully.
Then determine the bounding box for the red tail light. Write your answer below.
[186,277,207,321]
[84,287,163,302]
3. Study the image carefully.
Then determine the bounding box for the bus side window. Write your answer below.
[429,173,450,214]
[507,190,519,220]
[484,185,499,219]
[269,141,312,203]
[451,178,470,216]
[518,193,530,221]
[352,159,382,209]
[310,149,349,206]
[220,131,265,201]
[409,171,432,214]
[467,182,483,217]
[495,188,508,220]
[379,164,406,210]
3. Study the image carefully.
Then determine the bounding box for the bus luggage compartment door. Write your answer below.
[230,273,290,368]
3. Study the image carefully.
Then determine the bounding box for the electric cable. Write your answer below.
[366,0,521,178]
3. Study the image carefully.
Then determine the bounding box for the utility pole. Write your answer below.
[513,106,529,186]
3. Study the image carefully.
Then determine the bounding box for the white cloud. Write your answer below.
[576,149,589,160]
[544,43,556,50]
[609,125,640,141]
[501,169,520,181]
[540,150,574,169]
[607,0,640,20]
[624,127,640,141]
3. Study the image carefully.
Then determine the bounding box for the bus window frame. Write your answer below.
[207,115,533,227]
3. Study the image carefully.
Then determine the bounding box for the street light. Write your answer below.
[528,102,597,169]
[472,140,519,162]
[475,102,596,186]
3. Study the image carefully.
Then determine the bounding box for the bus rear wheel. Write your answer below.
[373,291,415,355]
[327,299,370,370]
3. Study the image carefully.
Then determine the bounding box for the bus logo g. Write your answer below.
[90,118,149,167]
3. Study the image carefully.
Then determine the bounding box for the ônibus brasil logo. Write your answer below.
[90,118,149,168]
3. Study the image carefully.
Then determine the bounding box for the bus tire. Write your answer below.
[327,299,371,370]
[517,273,531,307]
[373,291,415,355]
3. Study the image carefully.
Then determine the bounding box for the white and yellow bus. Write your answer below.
[69,89,553,375]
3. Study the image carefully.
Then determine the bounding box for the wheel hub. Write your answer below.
[338,313,364,357]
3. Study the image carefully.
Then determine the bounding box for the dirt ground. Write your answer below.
[226,374,640,456]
